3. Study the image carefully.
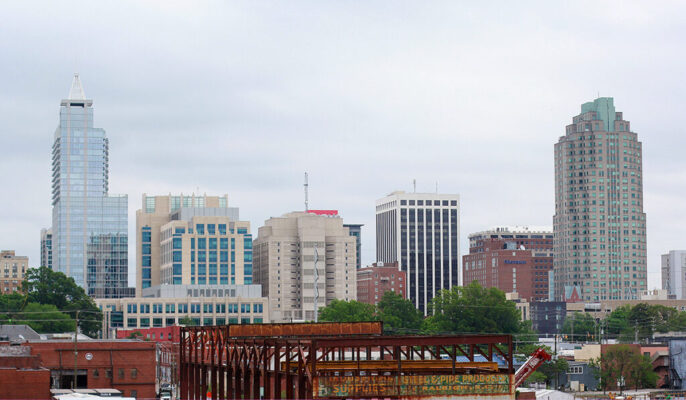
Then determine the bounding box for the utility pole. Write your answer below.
[73,310,79,389]
[634,323,639,344]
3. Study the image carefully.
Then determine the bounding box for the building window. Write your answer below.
[131,368,138,379]
[118,369,124,379]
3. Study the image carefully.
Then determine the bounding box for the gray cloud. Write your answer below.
[1,1,685,288]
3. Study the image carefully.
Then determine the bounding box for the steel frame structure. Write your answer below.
[180,326,513,400]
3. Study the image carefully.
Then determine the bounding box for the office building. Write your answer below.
[1,250,29,294]
[553,97,647,301]
[50,74,129,298]
[136,193,251,295]
[662,250,686,299]
[344,224,363,269]
[356,262,406,305]
[375,191,460,314]
[530,301,567,335]
[462,226,553,302]
[40,228,53,269]
[96,284,268,337]
[253,211,357,322]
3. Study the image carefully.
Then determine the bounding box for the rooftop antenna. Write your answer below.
[413,179,416,193]
[435,181,438,194]
[304,172,309,211]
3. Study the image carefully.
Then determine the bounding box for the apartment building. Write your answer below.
[253,211,357,322]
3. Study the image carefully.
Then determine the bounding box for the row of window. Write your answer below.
[125,316,263,328]
[126,303,263,314]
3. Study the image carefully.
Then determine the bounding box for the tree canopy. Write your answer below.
[561,312,597,341]
[376,291,424,334]
[319,299,375,323]
[18,266,102,337]
[423,282,528,335]
[597,345,657,391]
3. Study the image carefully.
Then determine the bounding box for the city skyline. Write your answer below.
[1,2,685,291]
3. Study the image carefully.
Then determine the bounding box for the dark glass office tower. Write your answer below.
[375,191,460,314]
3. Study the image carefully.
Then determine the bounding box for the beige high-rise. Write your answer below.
[254,212,357,322]
[553,98,647,301]
[136,194,252,296]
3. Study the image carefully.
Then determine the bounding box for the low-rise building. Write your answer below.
[0,326,156,399]
[96,284,269,337]
[530,301,566,335]
[0,250,29,294]
[356,262,406,305]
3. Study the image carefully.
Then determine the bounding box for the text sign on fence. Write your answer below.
[314,374,512,398]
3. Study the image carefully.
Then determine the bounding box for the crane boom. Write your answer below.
[514,347,552,388]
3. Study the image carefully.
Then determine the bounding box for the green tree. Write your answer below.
[423,282,526,334]
[599,345,656,392]
[376,291,423,334]
[12,303,75,333]
[319,299,376,323]
[537,357,568,389]
[21,266,102,337]
[561,312,598,341]
[127,330,143,339]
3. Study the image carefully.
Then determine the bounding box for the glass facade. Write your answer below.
[50,76,129,298]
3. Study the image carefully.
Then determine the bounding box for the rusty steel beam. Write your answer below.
[180,325,514,400]
[228,321,382,337]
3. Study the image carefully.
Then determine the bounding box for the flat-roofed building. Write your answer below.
[0,251,29,294]
[254,211,357,322]
[463,226,553,302]
[136,194,252,295]
[356,262,406,305]
[96,284,268,337]
[375,191,460,314]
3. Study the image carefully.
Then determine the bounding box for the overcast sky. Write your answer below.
[1,1,684,289]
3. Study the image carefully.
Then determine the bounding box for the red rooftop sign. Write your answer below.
[307,210,339,216]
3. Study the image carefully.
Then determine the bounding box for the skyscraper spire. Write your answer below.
[68,73,86,100]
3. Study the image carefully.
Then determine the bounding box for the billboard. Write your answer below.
[313,374,512,398]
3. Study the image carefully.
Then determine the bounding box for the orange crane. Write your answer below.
[514,347,553,388]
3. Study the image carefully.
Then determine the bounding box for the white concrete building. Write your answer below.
[253,211,357,322]
[662,251,686,299]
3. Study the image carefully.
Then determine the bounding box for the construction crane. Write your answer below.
[514,347,552,388]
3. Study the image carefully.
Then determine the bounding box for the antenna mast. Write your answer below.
[304,172,309,211]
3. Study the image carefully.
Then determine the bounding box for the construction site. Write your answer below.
[179,322,549,399]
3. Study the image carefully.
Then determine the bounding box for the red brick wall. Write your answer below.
[28,341,156,399]
[356,264,406,305]
[0,368,51,400]
[463,237,552,301]
[116,326,180,343]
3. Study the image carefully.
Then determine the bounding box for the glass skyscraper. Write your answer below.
[51,74,130,298]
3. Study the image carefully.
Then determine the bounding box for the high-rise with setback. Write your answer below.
[553,97,647,301]
[50,74,129,298]
[376,191,460,314]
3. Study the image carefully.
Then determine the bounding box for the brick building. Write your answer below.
[462,227,553,302]
[0,345,50,400]
[116,326,180,390]
[356,262,406,305]
[26,340,156,399]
